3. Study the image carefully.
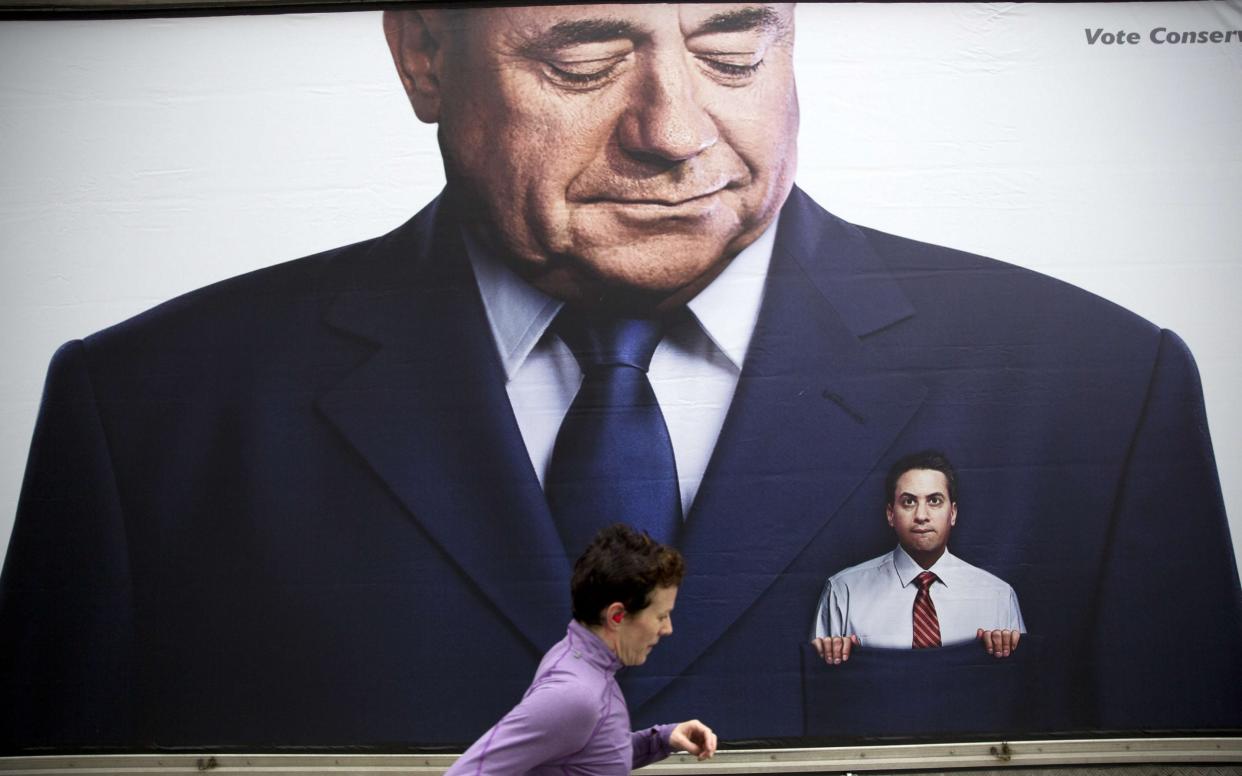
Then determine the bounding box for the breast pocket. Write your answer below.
[801,636,1041,739]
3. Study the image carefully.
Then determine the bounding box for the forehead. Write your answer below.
[894,468,949,496]
[473,3,794,45]
[648,585,679,611]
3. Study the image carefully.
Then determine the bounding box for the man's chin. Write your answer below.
[562,247,741,310]
[528,254,726,314]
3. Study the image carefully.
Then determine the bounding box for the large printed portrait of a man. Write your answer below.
[1,2,1240,752]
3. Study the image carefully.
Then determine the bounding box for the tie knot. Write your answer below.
[555,311,666,373]
[915,571,938,591]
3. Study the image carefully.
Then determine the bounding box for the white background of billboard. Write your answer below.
[1,2,1240,572]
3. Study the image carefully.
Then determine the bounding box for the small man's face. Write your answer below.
[617,585,677,666]
[886,469,957,567]
[412,4,799,312]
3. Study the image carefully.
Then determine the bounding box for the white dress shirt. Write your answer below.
[465,221,776,518]
[812,547,1025,649]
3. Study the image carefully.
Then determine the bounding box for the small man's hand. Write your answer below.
[670,719,717,761]
[812,634,860,665]
[976,628,1021,658]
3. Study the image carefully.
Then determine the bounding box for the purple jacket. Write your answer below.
[444,620,675,775]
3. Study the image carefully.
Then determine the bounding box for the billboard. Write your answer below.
[1,2,1240,754]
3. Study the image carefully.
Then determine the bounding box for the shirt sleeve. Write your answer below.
[630,723,676,769]
[443,675,599,776]
[811,578,846,639]
[1006,585,1026,633]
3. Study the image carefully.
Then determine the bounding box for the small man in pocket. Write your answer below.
[812,450,1024,665]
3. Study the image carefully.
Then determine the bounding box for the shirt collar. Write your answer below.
[465,219,777,380]
[893,546,962,588]
[683,218,776,370]
[464,229,563,381]
[567,619,623,675]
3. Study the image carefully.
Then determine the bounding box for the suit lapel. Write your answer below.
[626,188,928,710]
[314,198,570,654]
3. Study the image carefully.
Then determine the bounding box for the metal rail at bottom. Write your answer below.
[1,738,1240,775]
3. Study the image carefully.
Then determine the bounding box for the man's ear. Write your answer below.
[605,603,626,628]
[383,9,448,124]
[949,503,958,527]
[885,505,894,528]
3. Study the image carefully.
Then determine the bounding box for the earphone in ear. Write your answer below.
[612,612,624,623]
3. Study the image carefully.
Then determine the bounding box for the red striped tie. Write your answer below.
[912,571,942,648]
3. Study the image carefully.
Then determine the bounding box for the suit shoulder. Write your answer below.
[784,187,1164,347]
[64,200,446,386]
[78,196,449,353]
[82,235,375,354]
[852,221,1161,344]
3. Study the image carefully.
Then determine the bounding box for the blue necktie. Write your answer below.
[546,312,682,557]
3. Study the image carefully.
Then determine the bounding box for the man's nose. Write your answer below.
[662,617,674,636]
[617,60,718,163]
[914,503,931,521]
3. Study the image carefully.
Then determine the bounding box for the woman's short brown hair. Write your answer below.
[571,524,685,625]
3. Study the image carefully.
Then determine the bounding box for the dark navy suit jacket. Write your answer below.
[2,187,1239,752]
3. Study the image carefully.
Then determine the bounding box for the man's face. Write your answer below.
[886,469,957,568]
[617,585,677,666]
[412,4,799,311]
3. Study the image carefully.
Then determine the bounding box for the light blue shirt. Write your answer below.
[812,547,1025,649]
[464,222,776,517]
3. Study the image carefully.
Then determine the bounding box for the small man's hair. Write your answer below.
[571,524,685,626]
[884,450,958,505]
